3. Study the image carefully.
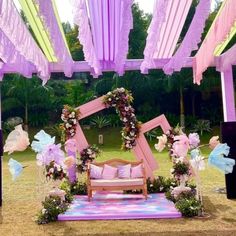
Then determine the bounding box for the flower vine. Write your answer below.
[103,88,141,150]
[77,145,101,173]
[61,105,80,139]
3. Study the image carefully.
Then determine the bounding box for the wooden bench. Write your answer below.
[87,159,148,201]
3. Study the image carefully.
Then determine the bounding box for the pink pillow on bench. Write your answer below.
[131,164,143,178]
[102,164,118,179]
[90,164,103,179]
[118,164,131,178]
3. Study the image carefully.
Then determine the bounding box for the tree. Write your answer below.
[2,75,52,131]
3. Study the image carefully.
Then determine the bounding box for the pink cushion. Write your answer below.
[91,178,144,187]
[131,164,143,178]
[90,164,103,179]
[102,164,118,179]
[118,164,131,178]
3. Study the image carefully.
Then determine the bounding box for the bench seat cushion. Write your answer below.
[90,178,144,187]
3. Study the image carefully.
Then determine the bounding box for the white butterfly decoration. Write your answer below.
[4,125,30,154]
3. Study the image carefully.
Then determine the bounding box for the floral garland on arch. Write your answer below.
[77,145,101,173]
[61,105,80,139]
[103,88,141,150]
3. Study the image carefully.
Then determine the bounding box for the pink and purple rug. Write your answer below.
[58,192,181,221]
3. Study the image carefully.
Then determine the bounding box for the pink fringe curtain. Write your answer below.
[35,0,74,77]
[193,0,236,84]
[73,0,133,77]
[163,0,211,75]
[0,0,49,83]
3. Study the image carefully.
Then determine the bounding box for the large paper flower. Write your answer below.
[36,144,65,166]
[4,125,30,154]
[8,158,23,181]
[209,136,220,150]
[189,133,200,148]
[154,134,167,152]
[172,135,189,157]
[208,143,235,174]
[65,139,77,153]
[31,130,55,153]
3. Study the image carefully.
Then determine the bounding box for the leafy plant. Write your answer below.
[36,196,69,224]
[45,124,64,142]
[60,179,87,195]
[192,119,211,136]
[175,197,202,217]
[145,129,159,141]
[90,116,111,129]
[147,176,177,193]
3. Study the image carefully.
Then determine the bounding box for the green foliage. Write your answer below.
[147,176,177,193]
[145,129,159,141]
[192,119,211,136]
[172,162,190,176]
[45,124,64,143]
[175,197,202,217]
[90,116,111,129]
[60,179,87,196]
[36,196,69,224]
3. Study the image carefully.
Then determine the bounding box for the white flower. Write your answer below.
[42,208,47,214]
[154,134,167,152]
[49,168,54,173]
[125,107,129,111]
[107,92,112,95]
[69,114,72,118]
[87,149,92,155]
[108,98,112,101]
[123,118,128,122]
[65,123,70,128]
[120,88,125,92]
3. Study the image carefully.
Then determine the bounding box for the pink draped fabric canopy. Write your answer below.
[73,0,133,77]
[0,0,236,84]
[193,0,236,84]
[0,0,49,82]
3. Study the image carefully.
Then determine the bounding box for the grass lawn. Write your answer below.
[1,127,236,236]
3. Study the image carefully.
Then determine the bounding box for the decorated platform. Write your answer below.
[58,192,181,221]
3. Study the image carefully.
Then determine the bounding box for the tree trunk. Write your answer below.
[24,102,28,132]
[180,85,185,129]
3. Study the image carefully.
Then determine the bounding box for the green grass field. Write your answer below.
[1,127,236,236]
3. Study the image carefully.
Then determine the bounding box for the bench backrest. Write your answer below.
[92,158,143,168]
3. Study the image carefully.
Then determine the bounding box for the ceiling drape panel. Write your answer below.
[0,30,35,80]
[141,0,192,74]
[74,0,133,77]
[141,0,170,74]
[34,0,74,77]
[0,0,49,83]
[163,0,211,75]
[73,0,102,77]
[216,44,236,72]
[193,0,236,85]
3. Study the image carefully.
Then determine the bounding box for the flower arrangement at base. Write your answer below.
[77,145,101,172]
[103,88,141,150]
[154,125,235,217]
[36,196,69,224]
[45,161,66,181]
[61,105,80,139]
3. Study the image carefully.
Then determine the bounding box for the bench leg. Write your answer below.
[88,188,92,201]
[143,186,148,200]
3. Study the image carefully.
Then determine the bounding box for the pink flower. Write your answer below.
[64,156,75,168]
[172,135,189,157]
[209,136,220,149]
[154,134,167,152]
[65,139,77,153]
[188,133,200,148]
